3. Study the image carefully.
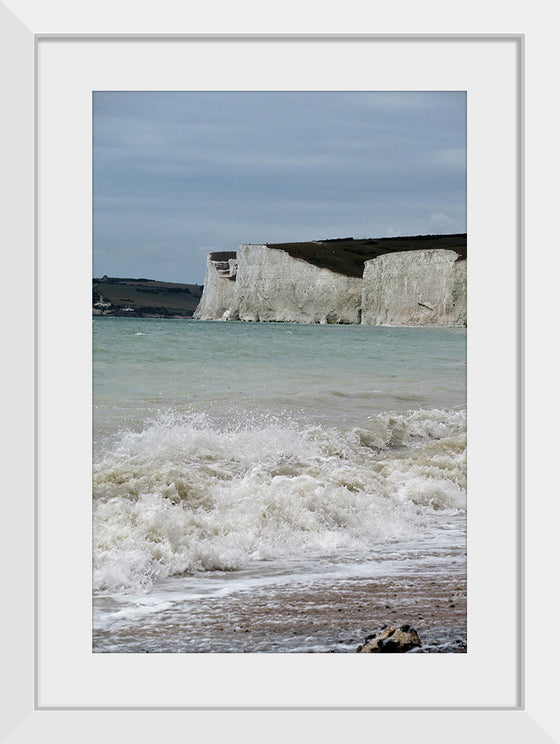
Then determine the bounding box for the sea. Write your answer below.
[93,318,467,653]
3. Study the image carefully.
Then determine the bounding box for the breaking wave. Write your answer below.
[93,408,466,594]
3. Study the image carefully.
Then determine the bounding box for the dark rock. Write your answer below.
[356,624,421,653]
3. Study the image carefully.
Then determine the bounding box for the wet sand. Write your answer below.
[93,569,466,653]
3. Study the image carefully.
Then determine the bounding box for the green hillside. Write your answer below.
[93,277,203,317]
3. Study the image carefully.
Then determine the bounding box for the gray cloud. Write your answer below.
[93,91,466,283]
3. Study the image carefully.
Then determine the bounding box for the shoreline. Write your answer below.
[93,320,466,655]
[93,312,466,328]
[93,569,466,654]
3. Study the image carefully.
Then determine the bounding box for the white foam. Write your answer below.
[93,408,466,594]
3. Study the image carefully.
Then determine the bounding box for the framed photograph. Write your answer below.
[3,0,554,739]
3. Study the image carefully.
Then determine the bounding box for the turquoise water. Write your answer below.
[94,318,466,445]
[93,318,467,652]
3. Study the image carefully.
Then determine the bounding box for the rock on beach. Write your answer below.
[356,624,421,653]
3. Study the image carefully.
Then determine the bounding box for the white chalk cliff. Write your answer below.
[194,239,466,327]
[228,244,362,324]
[193,253,238,320]
[361,249,466,326]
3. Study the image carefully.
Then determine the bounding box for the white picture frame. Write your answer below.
[2,0,555,740]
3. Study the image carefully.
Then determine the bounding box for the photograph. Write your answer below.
[92,90,467,654]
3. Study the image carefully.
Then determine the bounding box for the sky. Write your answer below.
[93,91,466,284]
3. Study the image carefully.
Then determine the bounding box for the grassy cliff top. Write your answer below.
[266,234,467,278]
[209,251,237,261]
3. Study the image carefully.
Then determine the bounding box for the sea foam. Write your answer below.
[93,408,466,594]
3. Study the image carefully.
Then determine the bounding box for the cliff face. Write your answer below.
[361,249,466,327]
[451,258,467,327]
[193,237,467,327]
[229,245,362,324]
[192,252,237,320]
